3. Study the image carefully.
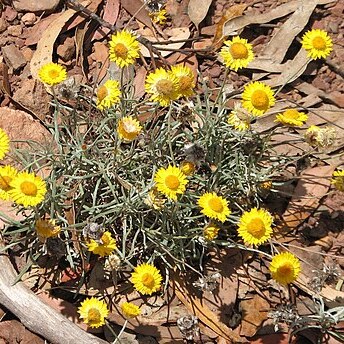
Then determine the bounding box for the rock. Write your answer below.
[12,0,61,13]
[21,12,36,26]
[0,18,8,33]
[21,47,34,61]
[57,36,75,62]
[3,6,18,21]
[7,24,23,37]
[1,45,26,71]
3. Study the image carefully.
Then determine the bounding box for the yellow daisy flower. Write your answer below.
[203,223,220,241]
[0,165,18,201]
[0,128,10,160]
[117,116,142,142]
[154,165,188,201]
[109,30,140,68]
[275,109,308,127]
[149,9,168,25]
[219,36,254,71]
[38,62,67,86]
[87,231,117,257]
[242,81,275,116]
[78,297,109,328]
[180,161,196,176]
[121,302,141,319]
[35,218,61,239]
[131,262,163,295]
[269,252,301,285]
[227,102,251,131]
[9,171,47,207]
[304,125,336,149]
[145,68,179,107]
[144,187,166,210]
[96,80,121,110]
[198,192,231,223]
[331,169,344,192]
[237,208,273,246]
[170,64,195,98]
[301,29,333,60]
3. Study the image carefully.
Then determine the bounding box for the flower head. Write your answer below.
[0,128,10,160]
[121,302,141,318]
[227,102,251,131]
[131,262,163,295]
[170,65,195,98]
[301,29,333,60]
[275,109,308,127]
[154,165,188,201]
[180,161,196,176]
[144,186,166,210]
[304,125,336,149]
[38,62,67,86]
[242,81,275,116]
[331,169,344,192]
[219,36,254,71]
[149,9,168,25]
[78,297,109,328]
[117,116,142,142]
[145,68,179,106]
[203,223,220,241]
[9,171,47,207]
[269,252,301,285]
[0,165,18,201]
[96,80,121,110]
[237,208,273,246]
[35,219,61,239]
[198,192,231,223]
[109,30,140,68]
[87,231,117,257]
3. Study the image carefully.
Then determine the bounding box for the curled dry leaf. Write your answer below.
[121,0,153,31]
[188,0,213,28]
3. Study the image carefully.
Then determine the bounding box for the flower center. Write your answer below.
[208,198,224,213]
[312,36,326,50]
[114,43,128,58]
[97,85,108,102]
[230,42,248,59]
[141,273,155,288]
[284,109,300,119]
[165,175,180,190]
[100,233,110,245]
[251,90,269,110]
[0,176,12,191]
[20,181,37,196]
[246,218,266,237]
[179,76,192,91]
[123,121,138,134]
[156,79,174,96]
[88,308,101,323]
[277,263,293,276]
[48,69,60,79]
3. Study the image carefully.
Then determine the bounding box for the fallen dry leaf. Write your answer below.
[121,0,153,31]
[133,66,147,99]
[93,42,109,83]
[188,0,213,28]
[93,0,120,40]
[0,320,45,344]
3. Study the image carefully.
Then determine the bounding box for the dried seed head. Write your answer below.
[83,222,104,242]
[177,315,199,340]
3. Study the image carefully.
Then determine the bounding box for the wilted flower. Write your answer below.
[177,315,199,341]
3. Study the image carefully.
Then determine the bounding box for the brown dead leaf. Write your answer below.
[121,0,153,31]
[93,42,109,83]
[93,0,120,40]
[0,320,45,344]
[188,0,213,28]
[240,295,270,337]
[133,66,147,99]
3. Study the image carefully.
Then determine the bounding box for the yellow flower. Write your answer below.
[109,30,140,68]
[242,81,275,116]
[170,64,195,98]
[38,62,67,86]
[35,219,61,239]
[0,165,18,201]
[259,180,272,191]
[131,262,162,295]
[304,125,336,149]
[149,9,168,25]
[301,29,333,60]
[269,252,301,285]
[96,80,121,110]
[121,302,141,318]
[78,297,109,328]
[219,36,254,71]
[0,128,10,160]
[198,192,231,223]
[237,208,273,246]
[117,116,142,142]
[144,187,166,210]
[154,165,188,201]
[203,223,220,241]
[87,231,117,257]
[9,171,47,207]
[180,161,195,176]
[331,169,344,192]
[145,68,179,106]
[227,102,251,131]
[275,109,308,127]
